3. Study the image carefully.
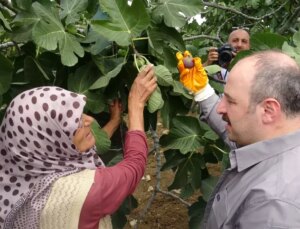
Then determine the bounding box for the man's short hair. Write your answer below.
[249,50,300,117]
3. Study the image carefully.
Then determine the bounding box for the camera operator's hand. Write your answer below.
[203,47,218,67]
[176,51,215,101]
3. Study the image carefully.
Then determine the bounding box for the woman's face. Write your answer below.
[72,114,96,152]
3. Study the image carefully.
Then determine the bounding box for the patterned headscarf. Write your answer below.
[0,87,104,229]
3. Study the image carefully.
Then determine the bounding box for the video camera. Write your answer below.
[217,43,236,67]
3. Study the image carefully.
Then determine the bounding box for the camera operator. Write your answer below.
[203,28,250,82]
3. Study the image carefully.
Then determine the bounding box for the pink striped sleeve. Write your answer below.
[79,130,148,229]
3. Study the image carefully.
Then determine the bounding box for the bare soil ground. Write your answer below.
[123,123,221,229]
[124,154,198,229]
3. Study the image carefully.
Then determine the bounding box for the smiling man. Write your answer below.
[203,28,251,83]
[178,50,300,228]
[204,28,251,67]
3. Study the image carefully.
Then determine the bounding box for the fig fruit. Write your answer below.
[136,57,146,68]
[183,56,194,68]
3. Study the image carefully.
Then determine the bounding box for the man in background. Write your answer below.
[203,28,251,82]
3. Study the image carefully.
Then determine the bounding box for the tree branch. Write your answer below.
[0,41,15,50]
[216,16,235,44]
[157,189,191,207]
[0,0,17,14]
[134,127,160,229]
[134,126,193,228]
[278,6,300,34]
[183,35,221,42]
[202,0,289,21]
[0,41,22,55]
[183,16,234,44]
[183,1,290,43]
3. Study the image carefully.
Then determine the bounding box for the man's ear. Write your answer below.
[261,98,281,124]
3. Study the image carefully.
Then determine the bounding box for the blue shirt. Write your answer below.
[214,68,230,82]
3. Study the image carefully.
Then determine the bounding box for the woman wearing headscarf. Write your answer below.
[0,64,157,229]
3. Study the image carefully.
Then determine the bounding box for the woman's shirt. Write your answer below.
[79,130,148,228]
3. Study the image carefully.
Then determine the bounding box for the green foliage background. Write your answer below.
[0,0,300,227]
